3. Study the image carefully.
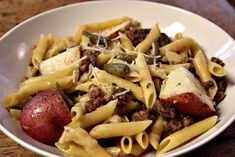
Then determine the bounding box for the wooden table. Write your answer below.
[0,0,234,156]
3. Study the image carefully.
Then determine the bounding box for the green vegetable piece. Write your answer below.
[158,33,172,47]
[103,63,130,78]
[83,31,111,45]
[55,83,74,109]
[11,103,25,110]
[118,53,137,63]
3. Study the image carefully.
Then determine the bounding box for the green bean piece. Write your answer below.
[117,53,137,63]
[11,103,25,110]
[83,31,111,45]
[103,63,130,78]
[158,33,172,47]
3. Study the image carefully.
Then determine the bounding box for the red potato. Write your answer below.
[160,92,215,117]
[20,89,71,145]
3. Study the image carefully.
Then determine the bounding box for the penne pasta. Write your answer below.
[96,52,113,67]
[74,25,88,44]
[9,109,21,120]
[135,24,160,53]
[135,131,149,149]
[165,51,184,64]
[149,116,164,150]
[208,61,226,77]
[192,49,218,98]
[157,116,218,154]
[119,32,134,51]
[31,35,49,70]
[148,65,167,79]
[135,53,156,108]
[62,127,113,157]
[192,49,211,82]
[86,17,131,32]
[120,136,133,154]
[127,70,142,82]
[105,147,122,157]
[56,142,90,157]
[92,68,144,102]
[45,37,67,59]
[75,79,98,92]
[4,75,74,108]
[80,35,91,47]
[71,100,117,129]
[71,103,87,121]
[160,37,193,55]
[21,64,75,87]
[89,120,152,139]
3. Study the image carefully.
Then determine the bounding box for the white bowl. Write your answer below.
[0,1,234,157]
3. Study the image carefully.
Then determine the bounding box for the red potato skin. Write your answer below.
[20,89,71,145]
[160,92,215,117]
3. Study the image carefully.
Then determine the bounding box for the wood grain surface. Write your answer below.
[0,0,234,157]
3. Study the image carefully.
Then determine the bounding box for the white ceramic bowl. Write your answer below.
[0,1,234,157]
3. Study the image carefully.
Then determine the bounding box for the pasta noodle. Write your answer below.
[70,100,117,129]
[135,24,161,53]
[119,32,134,51]
[4,75,74,108]
[86,17,131,32]
[208,61,226,77]
[157,116,218,154]
[96,52,113,67]
[160,37,193,55]
[105,147,122,157]
[62,127,113,157]
[149,116,164,150]
[55,142,90,157]
[135,131,149,149]
[9,109,21,120]
[135,53,156,108]
[89,120,152,139]
[32,34,49,70]
[192,48,218,98]
[120,136,133,154]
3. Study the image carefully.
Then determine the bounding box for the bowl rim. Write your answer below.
[0,1,234,157]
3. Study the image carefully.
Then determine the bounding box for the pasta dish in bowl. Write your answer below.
[0,1,234,157]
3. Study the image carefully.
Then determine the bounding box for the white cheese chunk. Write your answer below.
[159,67,214,110]
[39,46,80,75]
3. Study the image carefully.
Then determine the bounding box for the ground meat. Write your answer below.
[183,116,194,127]
[213,77,227,104]
[88,85,102,98]
[214,91,226,104]
[85,85,105,112]
[120,25,150,47]
[85,100,102,113]
[202,80,214,90]
[163,119,182,132]
[79,47,98,72]
[155,101,194,134]
[111,87,134,115]
[218,78,228,92]
[155,101,176,119]
[211,57,225,67]
[132,109,157,122]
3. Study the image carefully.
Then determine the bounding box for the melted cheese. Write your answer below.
[159,67,214,110]
[39,46,80,75]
